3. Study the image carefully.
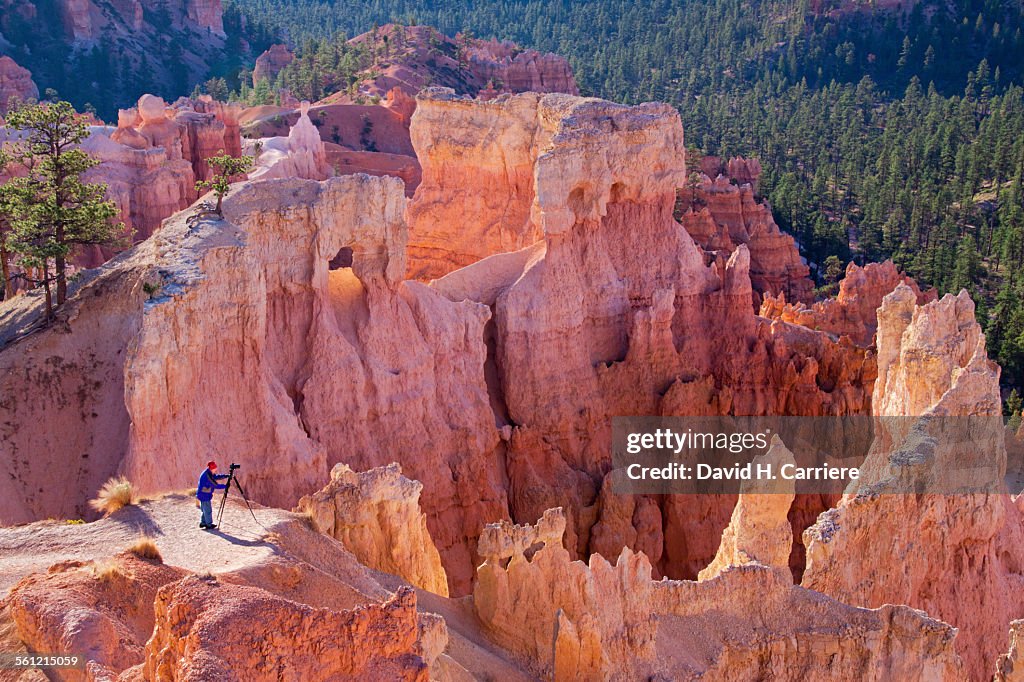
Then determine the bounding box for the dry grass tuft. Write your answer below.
[92,559,123,583]
[127,536,163,562]
[88,476,136,516]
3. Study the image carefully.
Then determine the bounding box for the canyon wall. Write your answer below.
[426,90,874,582]
[802,284,1024,678]
[405,90,550,279]
[0,91,884,598]
[472,507,963,679]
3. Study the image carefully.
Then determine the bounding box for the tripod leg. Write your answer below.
[215,476,232,529]
[215,495,227,528]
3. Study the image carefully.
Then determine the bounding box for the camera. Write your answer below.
[229,463,241,470]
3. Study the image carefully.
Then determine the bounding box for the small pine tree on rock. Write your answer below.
[195,152,254,216]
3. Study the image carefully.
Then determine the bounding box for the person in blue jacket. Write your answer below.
[197,460,229,529]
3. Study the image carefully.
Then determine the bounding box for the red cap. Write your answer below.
[207,461,217,470]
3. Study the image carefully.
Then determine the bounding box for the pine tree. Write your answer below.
[0,101,124,318]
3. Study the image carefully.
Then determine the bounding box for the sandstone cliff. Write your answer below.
[425,89,874,583]
[472,507,963,680]
[0,92,878,598]
[802,285,1024,679]
[760,260,934,345]
[296,462,449,596]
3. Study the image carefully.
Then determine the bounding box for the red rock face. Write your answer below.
[5,553,186,680]
[464,37,580,96]
[0,94,879,598]
[802,286,1024,680]
[760,260,935,345]
[424,91,872,580]
[678,172,813,306]
[145,579,428,680]
[252,43,294,85]
[185,0,223,35]
[0,56,39,114]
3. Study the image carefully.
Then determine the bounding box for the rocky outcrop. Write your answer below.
[145,579,428,681]
[463,37,579,96]
[0,173,507,597]
[406,90,550,279]
[760,260,934,345]
[425,90,873,581]
[253,43,294,85]
[0,56,38,114]
[697,435,796,581]
[5,552,186,681]
[185,0,223,36]
[802,285,1024,679]
[473,507,963,680]
[297,462,449,596]
[678,172,813,306]
[997,620,1024,682]
[73,94,244,263]
[248,101,333,181]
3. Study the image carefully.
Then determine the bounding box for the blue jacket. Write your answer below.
[196,469,228,501]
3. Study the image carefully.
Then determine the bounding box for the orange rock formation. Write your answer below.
[760,260,934,345]
[472,507,963,679]
[678,171,813,306]
[802,285,1024,679]
[297,462,449,596]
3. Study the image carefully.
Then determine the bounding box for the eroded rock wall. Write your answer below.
[678,173,813,306]
[760,260,934,345]
[802,285,1024,679]
[296,462,449,596]
[405,89,551,280]
[472,507,964,680]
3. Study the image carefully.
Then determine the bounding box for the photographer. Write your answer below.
[196,461,229,529]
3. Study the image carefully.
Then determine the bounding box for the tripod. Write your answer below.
[214,464,263,530]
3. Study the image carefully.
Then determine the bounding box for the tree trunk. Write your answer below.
[42,261,52,320]
[56,253,67,304]
[0,244,12,301]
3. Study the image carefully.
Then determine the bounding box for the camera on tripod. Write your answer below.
[229,463,241,471]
